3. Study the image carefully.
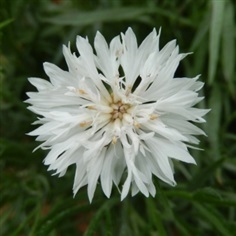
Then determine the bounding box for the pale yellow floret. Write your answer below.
[79,121,92,127]
[110,100,131,121]
[87,105,96,110]
[125,86,132,96]
[134,121,141,128]
[112,136,117,144]
[149,114,158,120]
[79,89,87,95]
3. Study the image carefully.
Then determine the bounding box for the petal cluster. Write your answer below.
[26,28,209,202]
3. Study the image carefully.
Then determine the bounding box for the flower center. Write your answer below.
[110,101,130,121]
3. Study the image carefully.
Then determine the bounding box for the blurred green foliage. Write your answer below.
[0,0,236,235]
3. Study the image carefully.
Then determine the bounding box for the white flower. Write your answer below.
[26,28,209,202]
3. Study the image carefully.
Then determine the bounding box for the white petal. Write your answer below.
[73,158,87,196]
[95,31,118,80]
[62,44,82,77]
[87,148,106,202]
[147,138,176,184]
[121,169,132,201]
[28,77,53,91]
[43,62,74,87]
[100,146,115,198]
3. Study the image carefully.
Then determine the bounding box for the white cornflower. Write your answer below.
[26,28,209,202]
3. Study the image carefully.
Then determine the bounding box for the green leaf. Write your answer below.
[104,209,113,236]
[0,19,14,29]
[194,188,236,207]
[119,200,132,236]
[194,187,221,199]
[190,10,210,51]
[222,0,235,95]
[42,7,151,26]
[0,207,13,234]
[208,0,225,84]
[207,84,222,159]
[41,7,194,27]
[174,216,193,236]
[36,200,103,236]
[11,203,41,236]
[188,158,224,190]
[145,198,167,236]
[129,205,147,236]
[194,203,232,236]
[165,188,236,207]
[83,198,119,236]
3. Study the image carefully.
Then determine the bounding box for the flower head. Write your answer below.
[26,28,209,202]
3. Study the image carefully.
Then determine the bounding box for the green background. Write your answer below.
[1,0,236,235]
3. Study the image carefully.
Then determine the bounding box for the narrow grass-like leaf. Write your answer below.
[29,204,42,236]
[191,39,208,75]
[188,158,224,190]
[194,203,231,236]
[165,188,236,207]
[190,10,210,51]
[11,203,40,236]
[119,200,133,236]
[164,190,192,201]
[129,205,147,236]
[0,207,13,235]
[145,198,167,236]
[37,200,103,236]
[224,154,236,173]
[194,187,221,200]
[42,7,150,26]
[104,209,112,236]
[193,188,236,207]
[208,0,225,84]
[0,19,14,29]
[222,0,235,96]
[155,183,175,220]
[41,7,194,27]
[174,216,193,236]
[83,198,119,236]
[207,84,222,159]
